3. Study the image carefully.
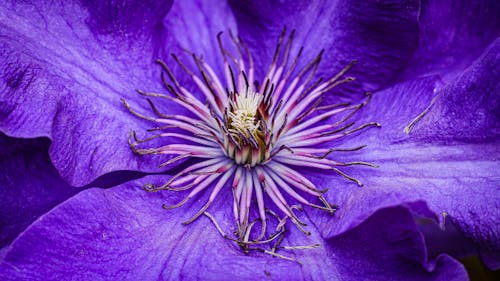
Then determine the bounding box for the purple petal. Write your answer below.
[410,38,500,142]
[161,0,237,72]
[329,207,467,281]
[229,0,420,98]
[132,0,239,117]
[81,0,173,36]
[308,39,500,269]
[418,218,476,260]
[0,1,172,186]
[0,134,81,248]
[402,0,500,81]
[0,176,467,280]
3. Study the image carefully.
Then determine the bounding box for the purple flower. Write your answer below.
[1,0,499,280]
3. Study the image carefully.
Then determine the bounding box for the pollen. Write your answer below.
[228,88,262,138]
[122,27,380,260]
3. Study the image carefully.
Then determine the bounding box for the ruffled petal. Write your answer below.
[229,0,420,98]
[0,134,81,248]
[307,39,500,268]
[0,176,467,280]
[0,1,173,186]
[327,207,467,281]
[418,218,476,260]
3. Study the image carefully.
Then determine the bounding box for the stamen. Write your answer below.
[124,29,379,259]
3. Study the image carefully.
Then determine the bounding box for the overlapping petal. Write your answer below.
[229,0,420,99]
[0,0,173,186]
[0,176,467,280]
[0,134,81,249]
[307,39,500,268]
[401,0,500,81]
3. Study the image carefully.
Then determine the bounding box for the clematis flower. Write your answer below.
[0,0,499,280]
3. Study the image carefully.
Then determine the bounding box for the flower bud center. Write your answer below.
[225,88,267,166]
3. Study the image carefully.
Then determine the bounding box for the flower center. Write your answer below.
[225,88,268,166]
[123,27,380,260]
[228,89,262,136]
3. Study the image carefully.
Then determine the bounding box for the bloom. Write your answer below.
[122,29,381,251]
[1,0,499,280]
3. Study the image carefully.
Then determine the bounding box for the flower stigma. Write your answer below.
[122,28,380,261]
